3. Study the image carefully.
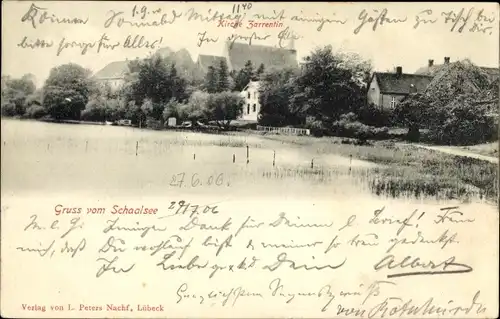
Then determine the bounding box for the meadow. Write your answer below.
[1,118,497,205]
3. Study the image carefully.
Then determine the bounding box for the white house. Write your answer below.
[239,81,261,122]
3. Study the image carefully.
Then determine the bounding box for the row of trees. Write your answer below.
[3,45,495,145]
[257,46,374,131]
[1,55,251,128]
[0,47,386,136]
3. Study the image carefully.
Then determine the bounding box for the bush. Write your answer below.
[330,114,389,140]
[145,117,162,130]
[305,120,325,137]
[205,91,244,129]
[25,104,47,119]
[1,101,16,116]
[162,99,184,122]
[357,103,394,127]
[429,103,497,145]
[81,98,106,122]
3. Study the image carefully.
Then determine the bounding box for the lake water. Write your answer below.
[1,118,495,210]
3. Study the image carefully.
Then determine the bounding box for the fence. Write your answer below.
[257,125,311,136]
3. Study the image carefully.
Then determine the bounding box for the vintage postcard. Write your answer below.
[1,1,499,318]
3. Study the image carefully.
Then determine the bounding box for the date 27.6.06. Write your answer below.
[169,172,229,188]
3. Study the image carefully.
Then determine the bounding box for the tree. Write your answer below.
[333,51,373,89]
[394,93,433,141]
[433,97,496,145]
[290,46,365,123]
[164,91,211,124]
[205,91,244,129]
[216,59,230,92]
[186,91,210,121]
[122,54,188,123]
[204,66,218,93]
[25,89,43,107]
[256,63,265,78]
[141,98,154,118]
[1,75,37,116]
[81,96,107,122]
[233,60,255,92]
[132,55,178,105]
[42,63,93,120]
[168,63,188,103]
[258,67,300,126]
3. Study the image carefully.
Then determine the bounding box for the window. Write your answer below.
[247,92,250,99]
[252,104,256,112]
[247,104,250,114]
[390,96,397,108]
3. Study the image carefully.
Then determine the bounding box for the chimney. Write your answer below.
[428,59,434,67]
[444,57,450,64]
[396,66,402,76]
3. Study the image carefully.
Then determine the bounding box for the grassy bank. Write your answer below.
[461,142,498,157]
[262,134,499,202]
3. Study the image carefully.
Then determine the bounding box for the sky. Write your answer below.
[2,1,499,88]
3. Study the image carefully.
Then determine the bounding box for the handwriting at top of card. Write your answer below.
[1,1,499,318]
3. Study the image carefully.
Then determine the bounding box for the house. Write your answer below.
[93,60,130,91]
[415,57,499,82]
[367,66,433,110]
[239,81,260,122]
[94,47,199,89]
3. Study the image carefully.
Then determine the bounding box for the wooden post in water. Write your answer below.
[136,141,139,156]
[349,154,352,172]
[193,153,196,160]
[246,145,249,164]
[233,154,235,163]
[311,158,314,169]
[273,150,276,167]
[47,143,50,151]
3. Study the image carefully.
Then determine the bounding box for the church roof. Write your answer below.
[226,41,298,71]
[93,61,129,79]
[197,55,227,73]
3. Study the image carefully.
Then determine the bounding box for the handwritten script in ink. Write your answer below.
[10,198,494,317]
[14,3,497,56]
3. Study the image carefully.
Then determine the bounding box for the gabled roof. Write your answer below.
[416,63,499,78]
[480,66,500,77]
[197,55,227,73]
[372,72,433,94]
[242,81,260,92]
[93,61,129,79]
[173,48,195,66]
[226,42,297,71]
[156,47,174,58]
[423,60,492,97]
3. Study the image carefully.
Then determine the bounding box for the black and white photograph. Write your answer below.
[1,1,499,318]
